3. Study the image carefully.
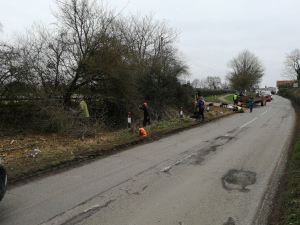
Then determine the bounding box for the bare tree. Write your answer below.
[0,39,37,99]
[51,0,120,103]
[282,49,300,80]
[115,12,188,107]
[226,49,264,91]
[116,12,182,75]
[206,76,221,89]
[191,78,200,88]
[193,78,207,89]
[221,81,231,89]
[0,44,17,97]
[0,0,193,131]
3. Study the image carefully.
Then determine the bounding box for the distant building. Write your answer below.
[276,80,295,93]
[258,86,277,93]
[276,80,295,86]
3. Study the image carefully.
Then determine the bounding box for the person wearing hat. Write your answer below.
[196,96,205,121]
[139,102,151,127]
[78,97,90,126]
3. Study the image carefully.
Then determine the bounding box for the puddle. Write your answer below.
[222,169,256,192]
[214,136,233,146]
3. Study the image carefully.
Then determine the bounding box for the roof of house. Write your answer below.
[276,80,295,86]
[258,87,276,90]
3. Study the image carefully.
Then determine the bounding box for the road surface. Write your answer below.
[0,95,294,225]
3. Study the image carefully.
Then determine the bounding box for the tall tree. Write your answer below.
[282,49,300,80]
[221,81,231,89]
[226,49,264,91]
[191,78,200,88]
[206,76,221,89]
[51,0,120,103]
[115,12,188,107]
[0,41,35,99]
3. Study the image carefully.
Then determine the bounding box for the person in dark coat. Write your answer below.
[196,96,205,121]
[139,102,151,127]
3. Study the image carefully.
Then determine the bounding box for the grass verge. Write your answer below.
[6,108,233,185]
[203,94,234,103]
[223,94,234,102]
[115,118,197,141]
[285,133,300,224]
[268,99,300,224]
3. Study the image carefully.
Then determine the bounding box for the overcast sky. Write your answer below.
[1,0,299,88]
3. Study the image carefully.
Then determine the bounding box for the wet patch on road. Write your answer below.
[223,217,236,225]
[192,136,234,165]
[213,136,234,146]
[222,169,256,192]
[160,135,234,173]
[227,128,239,133]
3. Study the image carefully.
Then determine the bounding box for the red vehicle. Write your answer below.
[264,94,271,102]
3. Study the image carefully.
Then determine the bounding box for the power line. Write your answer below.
[53,0,70,6]
[185,56,225,77]
[181,50,228,72]
[180,53,226,77]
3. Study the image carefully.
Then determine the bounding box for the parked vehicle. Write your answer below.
[238,94,266,106]
[0,159,7,202]
[264,94,271,102]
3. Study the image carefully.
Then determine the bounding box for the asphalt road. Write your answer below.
[0,95,294,225]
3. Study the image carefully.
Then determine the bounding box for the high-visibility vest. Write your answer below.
[138,128,147,137]
[79,101,90,118]
[233,94,238,100]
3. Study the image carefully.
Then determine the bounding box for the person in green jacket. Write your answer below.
[248,96,255,113]
[78,97,90,126]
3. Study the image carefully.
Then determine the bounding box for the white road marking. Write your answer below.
[261,110,268,116]
[240,117,257,128]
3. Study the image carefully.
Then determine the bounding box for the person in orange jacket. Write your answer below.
[138,128,147,137]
